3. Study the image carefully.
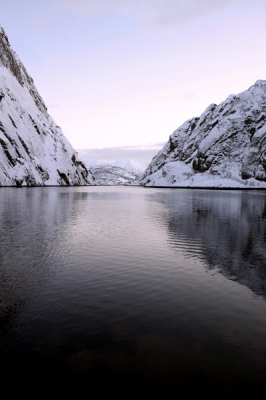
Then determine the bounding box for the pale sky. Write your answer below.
[2,0,266,155]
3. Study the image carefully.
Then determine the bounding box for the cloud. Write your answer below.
[36,0,266,34]
[76,142,165,165]
[56,0,248,25]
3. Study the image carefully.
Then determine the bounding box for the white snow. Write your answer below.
[111,159,146,175]
[198,126,226,155]
[82,158,146,185]
[142,160,266,188]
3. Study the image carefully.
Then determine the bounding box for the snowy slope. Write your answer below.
[87,164,136,185]
[112,159,146,176]
[141,80,266,188]
[83,159,143,185]
[0,24,94,186]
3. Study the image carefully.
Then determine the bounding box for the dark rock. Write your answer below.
[15,179,23,187]
[57,170,70,186]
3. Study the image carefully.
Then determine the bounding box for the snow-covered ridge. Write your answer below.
[141,80,266,188]
[0,25,47,116]
[0,24,94,186]
[83,158,147,185]
[112,159,146,176]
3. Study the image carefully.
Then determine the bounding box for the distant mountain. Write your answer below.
[0,24,94,186]
[84,159,147,185]
[141,80,266,188]
[112,159,146,177]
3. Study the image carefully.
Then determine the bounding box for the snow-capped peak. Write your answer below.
[112,159,147,175]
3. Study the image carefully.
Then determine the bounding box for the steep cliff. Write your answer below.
[0,25,94,186]
[141,80,266,188]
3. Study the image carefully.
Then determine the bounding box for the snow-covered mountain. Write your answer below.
[112,159,146,177]
[83,159,146,185]
[0,24,94,186]
[141,80,266,188]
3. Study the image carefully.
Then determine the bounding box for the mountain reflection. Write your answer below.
[0,188,87,330]
[148,189,266,298]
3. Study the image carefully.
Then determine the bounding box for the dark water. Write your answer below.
[1,187,266,395]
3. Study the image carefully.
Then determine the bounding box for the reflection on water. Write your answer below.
[0,187,266,395]
[0,189,88,322]
[147,189,266,297]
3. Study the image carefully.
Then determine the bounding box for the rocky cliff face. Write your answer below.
[0,25,94,186]
[141,80,266,188]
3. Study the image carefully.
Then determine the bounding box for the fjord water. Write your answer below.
[1,187,266,394]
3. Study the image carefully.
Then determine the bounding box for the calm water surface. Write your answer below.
[0,186,266,395]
